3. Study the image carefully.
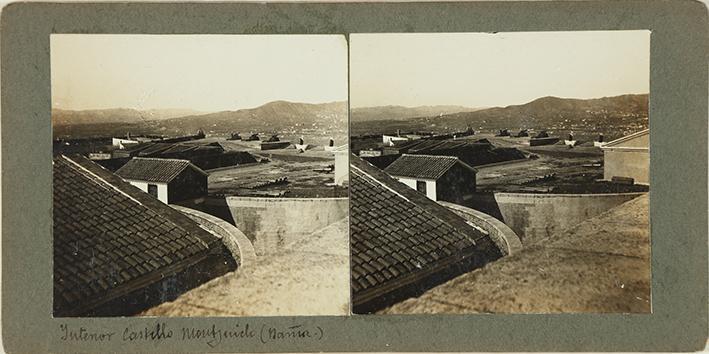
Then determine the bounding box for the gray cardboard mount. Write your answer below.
[1,1,707,352]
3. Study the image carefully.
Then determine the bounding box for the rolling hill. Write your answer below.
[352,94,649,139]
[52,108,206,126]
[351,105,484,122]
[53,101,348,139]
[150,100,347,135]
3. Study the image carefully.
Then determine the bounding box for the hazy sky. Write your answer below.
[350,31,650,108]
[51,34,348,111]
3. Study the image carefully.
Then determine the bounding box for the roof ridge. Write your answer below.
[61,155,143,205]
[116,156,208,182]
[131,157,191,163]
[351,165,411,202]
[401,153,458,159]
[386,154,460,179]
[602,129,649,147]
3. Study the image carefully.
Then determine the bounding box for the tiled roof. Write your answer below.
[350,156,502,310]
[384,154,461,180]
[116,157,207,183]
[388,139,526,168]
[53,155,223,316]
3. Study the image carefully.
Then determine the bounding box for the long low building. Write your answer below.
[371,138,526,170]
[106,140,257,171]
[350,156,503,313]
[53,155,235,317]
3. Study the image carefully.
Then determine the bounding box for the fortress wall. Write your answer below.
[439,201,522,256]
[172,205,257,269]
[493,192,646,245]
[217,197,349,256]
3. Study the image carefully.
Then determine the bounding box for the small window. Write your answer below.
[147,184,158,198]
[416,180,427,194]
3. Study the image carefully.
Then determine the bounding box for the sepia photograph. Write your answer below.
[1,0,707,351]
[349,31,651,314]
[51,34,350,317]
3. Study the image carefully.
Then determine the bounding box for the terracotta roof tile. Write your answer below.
[115,157,207,183]
[350,156,503,309]
[384,154,459,179]
[53,155,221,316]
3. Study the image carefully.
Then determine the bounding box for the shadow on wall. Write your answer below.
[177,196,236,225]
[178,196,349,256]
[463,192,647,245]
[461,192,505,221]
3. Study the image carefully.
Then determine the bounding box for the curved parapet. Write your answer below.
[439,201,523,256]
[171,205,257,269]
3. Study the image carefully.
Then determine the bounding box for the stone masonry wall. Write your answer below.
[494,192,646,245]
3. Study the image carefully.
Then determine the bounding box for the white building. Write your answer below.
[384,154,477,204]
[115,157,209,204]
[333,145,349,186]
[112,137,140,149]
[359,149,382,157]
[382,135,410,147]
[112,136,156,149]
[600,129,649,184]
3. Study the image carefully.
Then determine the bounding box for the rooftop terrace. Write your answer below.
[380,193,650,314]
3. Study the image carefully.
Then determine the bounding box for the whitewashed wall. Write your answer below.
[397,177,437,200]
[125,180,168,204]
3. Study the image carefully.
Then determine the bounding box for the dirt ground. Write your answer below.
[207,139,347,198]
[473,134,647,193]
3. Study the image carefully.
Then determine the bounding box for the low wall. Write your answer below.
[171,205,257,269]
[493,192,646,245]
[200,197,349,256]
[439,201,522,256]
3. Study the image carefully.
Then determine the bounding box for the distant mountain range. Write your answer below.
[436,94,648,127]
[53,101,348,138]
[54,95,648,141]
[52,108,206,126]
[351,105,485,122]
[352,94,649,138]
[153,100,347,135]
